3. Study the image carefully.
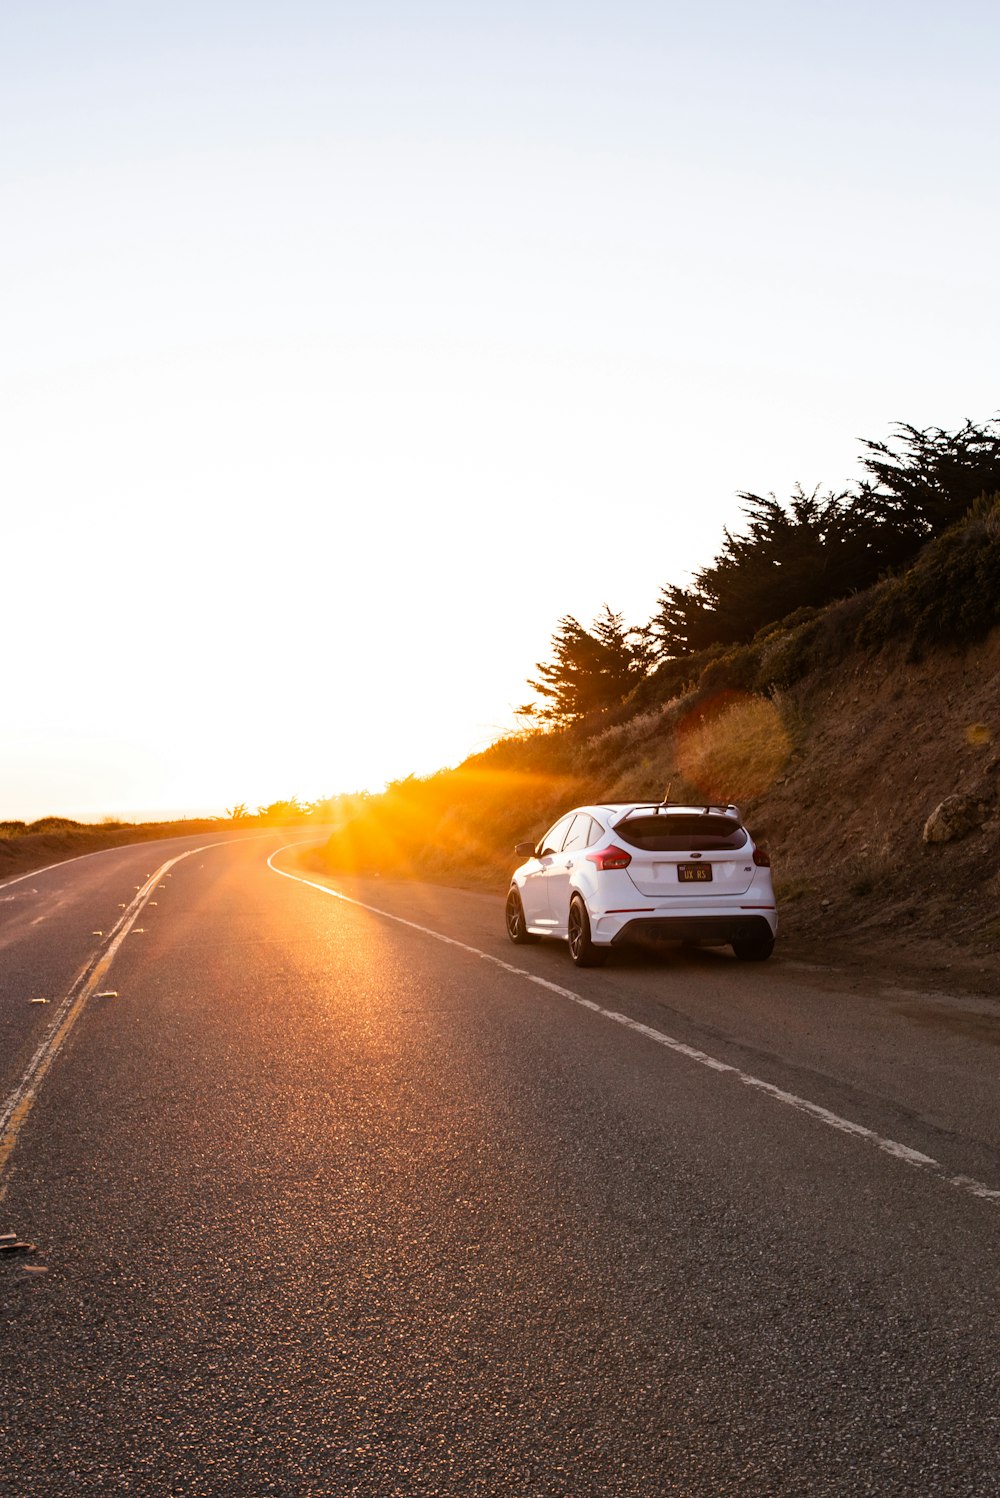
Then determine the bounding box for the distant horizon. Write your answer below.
[1,774,442,826]
[3,800,346,826]
[3,804,230,827]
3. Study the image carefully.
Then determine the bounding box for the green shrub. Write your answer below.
[754,619,821,690]
[857,495,1000,654]
[629,646,723,710]
[697,643,761,695]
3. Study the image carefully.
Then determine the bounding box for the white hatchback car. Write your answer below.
[505,802,776,966]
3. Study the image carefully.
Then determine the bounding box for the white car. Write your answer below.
[505,801,777,967]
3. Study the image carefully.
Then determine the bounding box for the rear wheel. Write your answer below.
[732,935,774,961]
[567,896,607,968]
[505,888,539,944]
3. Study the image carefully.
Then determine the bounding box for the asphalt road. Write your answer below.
[1,833,999,1496]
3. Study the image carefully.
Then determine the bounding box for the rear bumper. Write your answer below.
[609,913,776,948]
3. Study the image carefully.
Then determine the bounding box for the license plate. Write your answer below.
[678,863,712,883]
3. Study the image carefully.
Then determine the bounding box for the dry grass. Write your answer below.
[580,705,672,763]
[0,819,227,884]
[675,695,791,805]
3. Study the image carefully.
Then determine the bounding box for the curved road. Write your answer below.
[1,833,998,1495]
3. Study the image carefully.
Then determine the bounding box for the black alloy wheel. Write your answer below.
[506,888,539,944]
[567,896,607,968]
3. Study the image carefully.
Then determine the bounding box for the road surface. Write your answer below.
[1,832,998,1495]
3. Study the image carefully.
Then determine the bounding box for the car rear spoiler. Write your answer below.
[618,800,742,822]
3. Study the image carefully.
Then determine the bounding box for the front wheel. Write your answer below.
[506,888,539,944]
[567,896,607,968]
[732,936,774,961]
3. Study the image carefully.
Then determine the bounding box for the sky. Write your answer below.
[2,0,998,820]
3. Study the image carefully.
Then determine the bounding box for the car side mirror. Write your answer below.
[514,841,537,857]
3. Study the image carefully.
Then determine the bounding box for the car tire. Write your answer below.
[567,895,607,968]
[505,888,539,944]
[732,936,775,961]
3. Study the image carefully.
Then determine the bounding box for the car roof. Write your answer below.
[587,802,743,820]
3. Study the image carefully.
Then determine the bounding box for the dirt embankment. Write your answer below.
[750,627,1000,990]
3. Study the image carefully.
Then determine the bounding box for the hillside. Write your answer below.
[310,502,1000,989]
[0,817,229,883]
[735,628,1000,976]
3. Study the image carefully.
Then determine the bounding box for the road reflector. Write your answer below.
[29,998,49,1005]
[96,990,118,998]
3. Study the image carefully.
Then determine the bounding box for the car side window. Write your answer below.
[561,814,595,853]
[539,814,575,856]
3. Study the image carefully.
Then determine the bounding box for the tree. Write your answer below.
[648,416,1000,658]
[648,487,889,656]
[528,605,651,723]
[858,417,1000,539]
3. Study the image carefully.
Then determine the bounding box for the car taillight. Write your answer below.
[586,844,632,871]
[752,846,770,868]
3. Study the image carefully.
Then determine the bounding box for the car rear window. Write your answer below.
[614,814,748,852]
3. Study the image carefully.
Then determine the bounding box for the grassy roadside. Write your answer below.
[0,818,237,884]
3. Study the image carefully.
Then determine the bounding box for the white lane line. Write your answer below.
[268,848,1000,1208]
[0,836,248,1203]
[0,843,149,892]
